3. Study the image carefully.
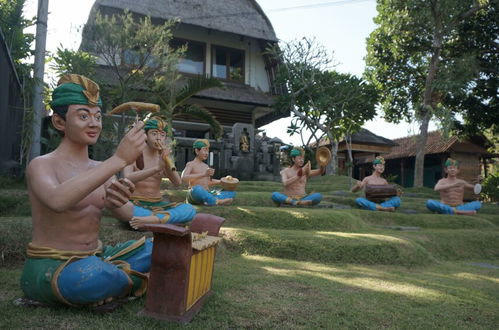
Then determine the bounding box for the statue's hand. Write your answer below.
[115,121,147,165]
[105,178,135,209]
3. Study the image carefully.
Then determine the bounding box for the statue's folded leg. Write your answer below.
[355,197,377,211]
[426,200,454,214]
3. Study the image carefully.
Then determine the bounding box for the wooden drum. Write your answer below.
[139,213,225,323]
[365,184,398,203]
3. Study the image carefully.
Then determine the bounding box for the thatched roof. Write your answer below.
[89,0,277,42]
[383,131,491,160]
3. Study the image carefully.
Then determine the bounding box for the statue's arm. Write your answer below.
[282,170,299,187]
[181,162,206,183]
[27,156,130,213]
[103,177,135,221]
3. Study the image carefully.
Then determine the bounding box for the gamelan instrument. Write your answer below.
[220,176,239,191]
[365,184,398,203]
[110,102,160,170]
[139,213,225,323]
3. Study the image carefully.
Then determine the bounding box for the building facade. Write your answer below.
[82,0,285,180]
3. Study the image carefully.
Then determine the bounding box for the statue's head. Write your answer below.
[290,147,305,167]
[144,116,169,150]
[193,139,210,160]
[444,158,460,176]
[372,156,385,173]
[50,74,102,119]
[50,74,103,140]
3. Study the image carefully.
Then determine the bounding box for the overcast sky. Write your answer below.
[24,0,437,144]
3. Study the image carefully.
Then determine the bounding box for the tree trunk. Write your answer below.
[414,112,431,187]
[330,139,338,175]
[413,19,443,187]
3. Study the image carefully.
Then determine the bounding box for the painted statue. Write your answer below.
[271,147,324,206]
[182,139,235,205]
[426,158,481,215]
[21,74,152,307]
[123,116,196,229]
[239,128,250,153]
[352,156,401,211]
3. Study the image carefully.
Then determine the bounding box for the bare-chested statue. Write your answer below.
[351,156,401,211]
[426,158,481,215]
[182,139,235,205]
[271,147,324,206]
[21,74,151,307]
[123,116,196,229]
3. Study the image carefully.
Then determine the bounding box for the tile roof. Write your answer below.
[383,131,489,159]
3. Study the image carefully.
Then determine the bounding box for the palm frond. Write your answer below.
[175,76,223,107]
[175,104,223,139]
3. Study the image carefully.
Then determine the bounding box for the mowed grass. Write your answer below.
[1,175,498,329]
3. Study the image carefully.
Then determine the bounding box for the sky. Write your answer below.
[24,0,437,145]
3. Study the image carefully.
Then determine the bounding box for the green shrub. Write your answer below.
[482,173,499,202]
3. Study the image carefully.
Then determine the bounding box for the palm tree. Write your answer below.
[154,75,224,139]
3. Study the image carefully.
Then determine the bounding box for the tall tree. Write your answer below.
[365,0,492,187]
[268,38,377,174]
[0,0,34,77]
[81,10,222,141]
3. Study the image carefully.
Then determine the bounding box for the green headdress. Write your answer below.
[144,116,168,133]
[193,139,210,149]
[290,147,304,158]
[50,74,102,108]
[444,158,459,168]
[373,156,385,165]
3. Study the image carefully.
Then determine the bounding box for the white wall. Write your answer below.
[173,24,271,92]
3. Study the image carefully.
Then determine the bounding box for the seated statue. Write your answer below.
[21,74,150,306]
[182,139,235,206]
[271,147,325,206]
[426,158,481,215]
[123,116,196,230]
[352,156,401,212]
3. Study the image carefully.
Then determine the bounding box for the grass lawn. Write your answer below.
[1,175,498,329]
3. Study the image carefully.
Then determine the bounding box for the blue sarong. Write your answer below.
[426,200,481,214]
[355,196,401,211]
[271,192,322,206]
[187,185,236,206]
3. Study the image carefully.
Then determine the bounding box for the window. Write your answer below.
[171,38,205,75]
[212,46,244,82]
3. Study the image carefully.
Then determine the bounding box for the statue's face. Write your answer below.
[195,146,209,161]
[373,163,385,174]
[63,104,102,145]
[146,129,166,150]
[445,165,459,176]
[293,155,304,167]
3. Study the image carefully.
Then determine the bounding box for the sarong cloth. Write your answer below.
[187,185,236,206]
[271,192,323,206]
[131,196,196,223]
[20,237,152,306]
[355,196,401,211]
[426,200,481,214]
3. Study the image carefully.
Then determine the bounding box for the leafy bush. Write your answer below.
[481,173,499,202]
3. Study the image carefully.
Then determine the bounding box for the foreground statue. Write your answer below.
[21,74,151,306]
[352,156,401,212]
[426,158,481,215]
[123,116,196,229]
[271,147,325,206]
[182,139,235,205]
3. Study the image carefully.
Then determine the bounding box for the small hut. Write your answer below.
[382,131,497,190]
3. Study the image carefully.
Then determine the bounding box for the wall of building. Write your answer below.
[172,24,271,92]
